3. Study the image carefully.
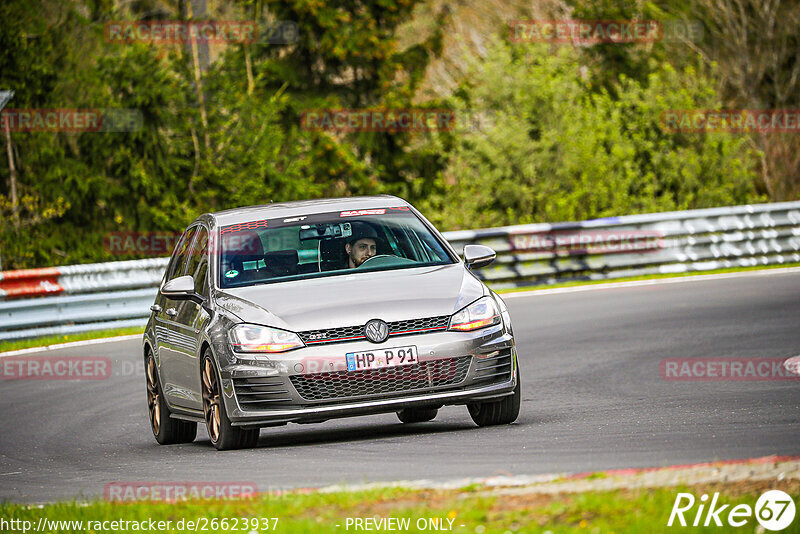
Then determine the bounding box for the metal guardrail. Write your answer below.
[446,200,800,287]
[0,257,168,299]
[1,201,799,341]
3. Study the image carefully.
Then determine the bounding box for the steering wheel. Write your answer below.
[357,254,396,267]
[357,254,417,269]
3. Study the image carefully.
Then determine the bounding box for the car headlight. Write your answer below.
[228,324,305,353]
[449,296,501,331]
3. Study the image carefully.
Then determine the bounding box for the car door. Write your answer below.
[156,225,198,406]
[164,225,211,411]
[153,227,194,365]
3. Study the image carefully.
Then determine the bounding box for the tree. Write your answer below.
[421,38,761,229]
[689,0,800,200]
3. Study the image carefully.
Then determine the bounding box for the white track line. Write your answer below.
[0,334,142,358]
[502,266,800,299]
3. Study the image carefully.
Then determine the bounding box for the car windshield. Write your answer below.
[218,208,456,288]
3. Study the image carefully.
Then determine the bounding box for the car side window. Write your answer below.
[185,227,208,281]
[195,260,209,297]
[163,230,187,282]
[166,226,198,282]
[186,227,209,296]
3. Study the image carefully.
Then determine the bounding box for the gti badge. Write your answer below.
[364,319,389,343]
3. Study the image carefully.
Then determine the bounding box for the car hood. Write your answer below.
[213,264,486,332]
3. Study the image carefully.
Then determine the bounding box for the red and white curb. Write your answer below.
[309,456,800,495]
[483,455,800,496]
[784,356,800,376]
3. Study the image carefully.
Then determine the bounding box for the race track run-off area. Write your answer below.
[1,270,799,503]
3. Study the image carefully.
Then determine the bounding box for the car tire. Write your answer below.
[467,366,521,427]
[201,351,259,450]
[146,352,197,445]
[396,407,438,423]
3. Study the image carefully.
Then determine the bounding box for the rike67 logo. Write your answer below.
[668,490,796,530]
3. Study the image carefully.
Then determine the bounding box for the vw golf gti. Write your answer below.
[143,196,520,449]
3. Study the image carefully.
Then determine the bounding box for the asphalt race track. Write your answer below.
[1,270,798,503]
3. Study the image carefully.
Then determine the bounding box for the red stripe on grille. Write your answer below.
[305,335,366,344]
[390,326,448,335]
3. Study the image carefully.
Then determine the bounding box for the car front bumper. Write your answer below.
[228,376,516,427]
[214,324,517,427]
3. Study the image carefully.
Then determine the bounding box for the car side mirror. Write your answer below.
[463,244,496,270]
[162,275,203,304]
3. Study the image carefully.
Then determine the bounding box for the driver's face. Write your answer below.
[346,238,377,268]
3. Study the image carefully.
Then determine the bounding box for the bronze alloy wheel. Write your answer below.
[202,357,222,444]
[200,351,259,450]
[145,351,197,445]
[146,355,161,435]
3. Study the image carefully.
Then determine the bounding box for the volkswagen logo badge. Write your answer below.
[364,319,389,343]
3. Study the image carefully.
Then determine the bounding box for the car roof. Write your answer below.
[204,195,411,227]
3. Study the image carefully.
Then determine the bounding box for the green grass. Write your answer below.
[1,481,797,533]
[493,262,800,294]
[0,326,144,353]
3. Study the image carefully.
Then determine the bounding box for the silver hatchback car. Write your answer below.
[143,196,520,449]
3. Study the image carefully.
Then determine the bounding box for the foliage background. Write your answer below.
[1,0,795,269]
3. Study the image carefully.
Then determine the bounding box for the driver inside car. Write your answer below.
[344,224,380,268]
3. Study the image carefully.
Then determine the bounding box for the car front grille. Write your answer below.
[298,315,450,346]
[289,356,471,401]
[472,349,513,383]
[233,376,293,410]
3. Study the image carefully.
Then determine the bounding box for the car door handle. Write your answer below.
[150,305,162,313]
[166,308,178,317]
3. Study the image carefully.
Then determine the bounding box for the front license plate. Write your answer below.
[346,345,418,371]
